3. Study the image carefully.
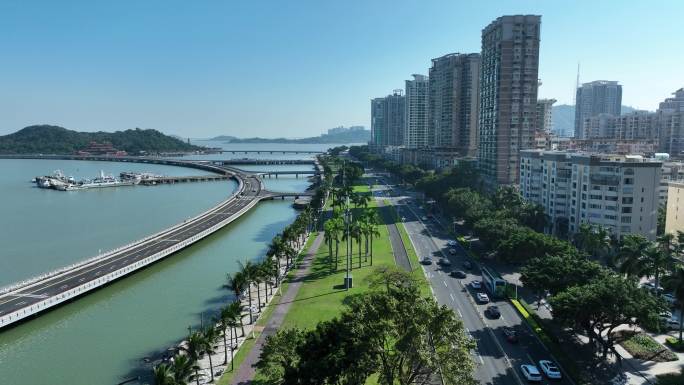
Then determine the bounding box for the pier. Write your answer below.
[138,174,229,185]
[0,155,317,330]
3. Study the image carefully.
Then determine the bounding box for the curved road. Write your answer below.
[0,163,266,329]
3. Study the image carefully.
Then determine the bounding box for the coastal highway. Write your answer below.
[0,167,264,326]
[372,175,572,385]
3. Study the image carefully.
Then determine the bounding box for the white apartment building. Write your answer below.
[404,74,429,149]
[520,150,661,240]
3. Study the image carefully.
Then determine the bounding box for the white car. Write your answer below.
[663,293,677,306]
[470,281,482,289]
[539,360,562,379]
[520,364,542,382]
[476,292,490,303]
[447,240,457,246]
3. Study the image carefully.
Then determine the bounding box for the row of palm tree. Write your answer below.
[323,194,380,272]
[152,201,321,384]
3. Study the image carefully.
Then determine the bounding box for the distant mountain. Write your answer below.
[0,125,202,154]
[552,104,641,137]
[222,127,371,144]
[208,135,237,141]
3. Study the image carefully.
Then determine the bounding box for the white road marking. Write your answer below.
[443,280,448,287]
[449,293,455,302]
[478,355,484,364]
[457,309,463,317]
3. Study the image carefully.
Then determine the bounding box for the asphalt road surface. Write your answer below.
[370,174,573,385]
[0,169,263,322]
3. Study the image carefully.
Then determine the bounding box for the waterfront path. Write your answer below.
[230,232,324,384]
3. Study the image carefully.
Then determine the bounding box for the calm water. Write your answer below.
[0,145,327,385]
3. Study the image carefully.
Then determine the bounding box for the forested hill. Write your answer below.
[226,128,371,144]
[0,125,202,154]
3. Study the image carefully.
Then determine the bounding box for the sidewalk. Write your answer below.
[229,232,324,384]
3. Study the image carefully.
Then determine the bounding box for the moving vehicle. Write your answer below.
[476,293,490,303]
[448,248,457,255]
[470,281,482,289]
[503,327,518,343]
[438,258,452,266]
[420,257,433,265]
[447,240,457,247]
[481,266,507,298]
[520,364,542,382]
[539,360,562,379]
[421,216,428,221]
[450,270,467,279]
[485,305,501,318]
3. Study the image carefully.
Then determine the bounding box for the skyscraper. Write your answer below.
[478,15,542,188]
[428,53,481,157]
[574,80,622,138]
[536,98,556,133]
[658,88,684,156]
[370,90,405,149]
[404,74,429,149]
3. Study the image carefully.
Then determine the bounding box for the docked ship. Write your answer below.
[35,170,139,191]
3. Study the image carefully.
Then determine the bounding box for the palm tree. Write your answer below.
[201,326,219,383]
[350,221,362,268]
[170,354,195,385]
[152,362,175,385]
[324,219,336,267]
[365,210,380,266]
[215,303,241,366]
[183,331,205,385]
[574,223,611,259]
[664,266,684,343]
[224,271,247,303]
[616,234,651,278]
[356,193,371,209]
[642,245,673,298]
[238,261,257,324]
[228,300,246,337]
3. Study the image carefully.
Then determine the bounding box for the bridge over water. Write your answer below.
[0,155,316,330]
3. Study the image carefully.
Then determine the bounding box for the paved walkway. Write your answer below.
[230,232,324,384]
[376,196,412,271]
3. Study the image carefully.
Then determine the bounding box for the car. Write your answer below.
[421,216,428,221]
[485,305,501,318]
[401,216,406,222]
[448,248,457,255]
[662,318,680,330]
[463,261,473,270]
[470,280,482,289]
[502,327,518,343]
[539,360,562,379]
[420,257,433,265]
[660,311,673,320]
[476,292,490,303]
[447,240,457,247]
[520,364,542,382]
[450,270,467,279]
[438,258,452,266]
[642,282,664,293]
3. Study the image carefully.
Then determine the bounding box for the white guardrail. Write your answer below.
[0,165,252,328]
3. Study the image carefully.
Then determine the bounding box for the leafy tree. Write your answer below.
[170,354,195,385]
[257,329,306,384]
[519,203,549,233]
[521,252,606,305]
[657,205,666,235]
[496,227,574,264]
[615,234,652,278]
[550,274,663,358]
[573,223,612,259]
[152,362,175,385]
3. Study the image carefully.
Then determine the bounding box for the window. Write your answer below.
[589,203,601,209]
[621,217,632,223]
[589,194,602,200]
[604,214,617,220]
[624,178,634,185]
[622,207,632,214]
[622,197,634,204]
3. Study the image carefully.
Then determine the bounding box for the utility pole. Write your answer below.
[343,160,351,290]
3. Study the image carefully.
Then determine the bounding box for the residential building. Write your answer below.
[574,80,622,139]
[658,88,684,156]
[428,53,481,157]
[479,15,542,189]
[370,90,405,149]
[404,74,429,149]
[666,181,684,235]
[581,111,659,140]
[561,138,657,155]
[536,99,556,133]
[520,150,661,240]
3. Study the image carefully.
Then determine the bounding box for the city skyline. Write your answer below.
[1,1,683,138]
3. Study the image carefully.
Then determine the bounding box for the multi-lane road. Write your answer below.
[371,174,573,385]
[0,167,265,328]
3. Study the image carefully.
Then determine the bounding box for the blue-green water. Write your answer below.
[0,152,320,385]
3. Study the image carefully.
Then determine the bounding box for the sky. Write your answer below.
[1,0,683,138]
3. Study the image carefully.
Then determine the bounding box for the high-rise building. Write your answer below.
[536,99,556,133]
[520,150,661,240]
[574,80,622,139]
[428,53,481,157]
[581,111,659,141]
[478,15,542,188]
[370,90,405,148]
[658,88,684,156]
[404,74,429,149]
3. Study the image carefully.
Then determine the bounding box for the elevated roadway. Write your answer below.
[0,156,313,330]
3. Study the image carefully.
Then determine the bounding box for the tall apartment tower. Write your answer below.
[404,74,430,149]
[536,99,556,133]
[478,15,542,188]
[574,80,622,139]
[428,53,481,157]
[370,90,405,148]
[658,88,684,156]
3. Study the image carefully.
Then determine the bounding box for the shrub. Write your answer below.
[665,337,684,352]
[620,332,677,362]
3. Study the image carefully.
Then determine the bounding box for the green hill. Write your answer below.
[0,125,202,155]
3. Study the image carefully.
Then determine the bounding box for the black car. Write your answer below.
[420,257,433,265]
[485,305,501,319]
[449,270,467,278]
[503,327,519,343]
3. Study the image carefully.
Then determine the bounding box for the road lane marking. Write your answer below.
[457,309,463,317]
[443,280,448,287]
[449,293,455,302]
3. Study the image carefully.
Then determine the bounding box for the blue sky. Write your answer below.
[1,0,682,138]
